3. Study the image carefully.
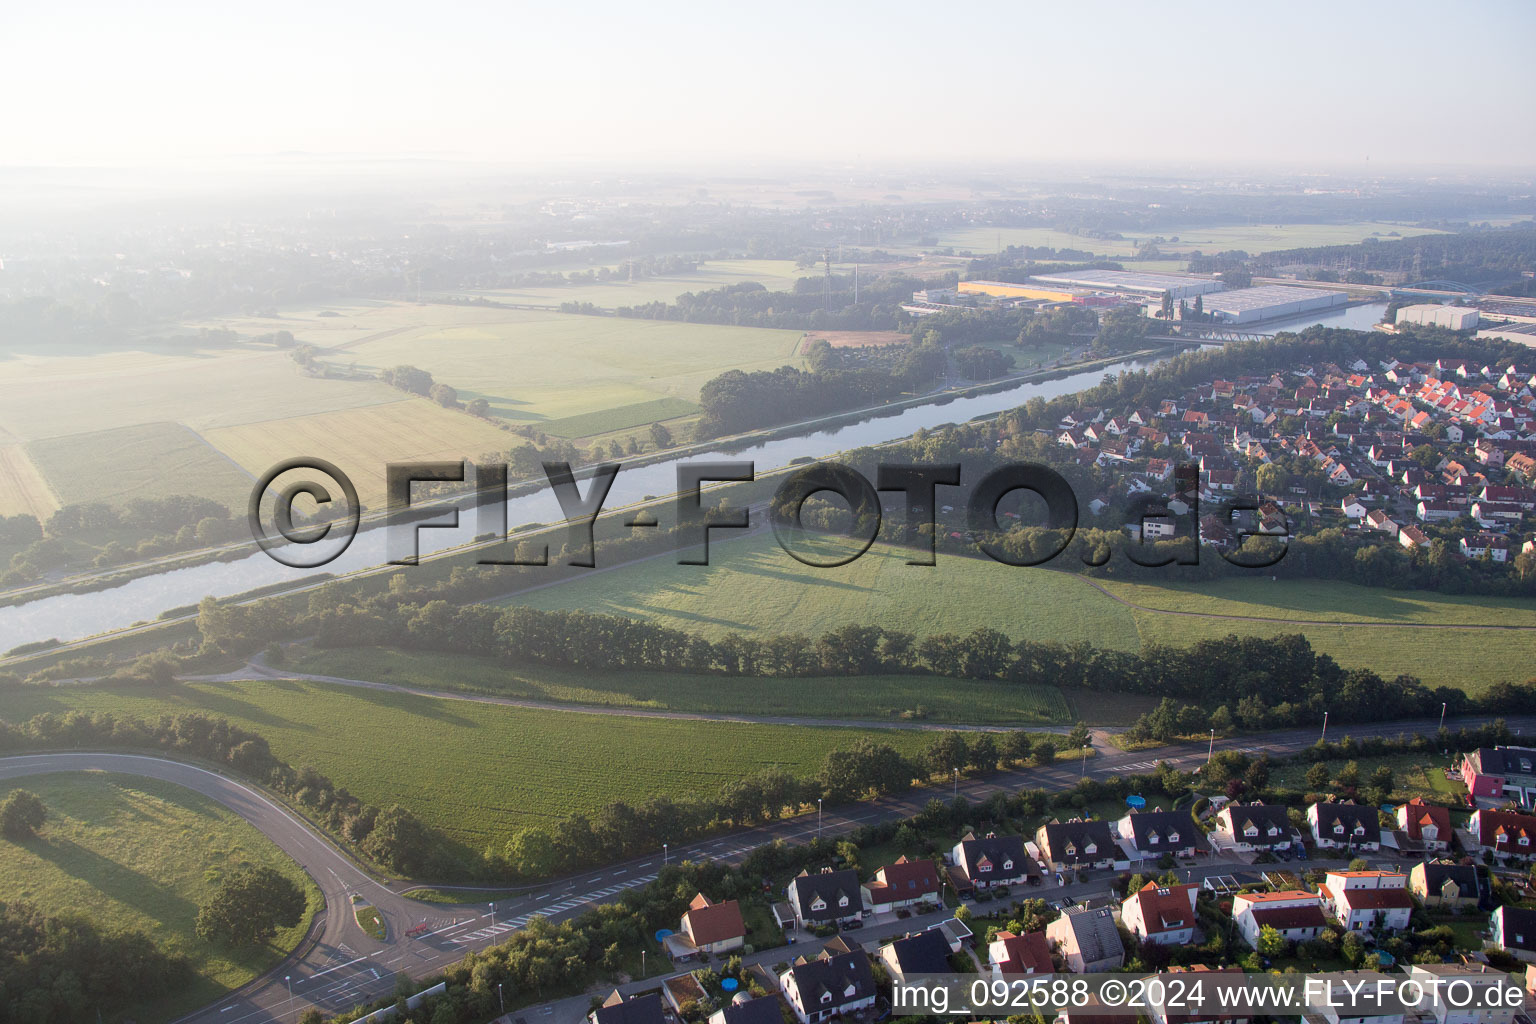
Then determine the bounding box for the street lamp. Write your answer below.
[1321,710,1329,744]
[663,842,669,865]
[953,768,959,797]
[1208,728,1216,765]
[498,982,505,1015]
[1439,702,1447,731]
[489,902,496,930]
[285,975,293,1020]
[1081,744,1089,779]
[817,798,823,837]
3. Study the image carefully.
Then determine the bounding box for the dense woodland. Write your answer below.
[1256,224,1536,283]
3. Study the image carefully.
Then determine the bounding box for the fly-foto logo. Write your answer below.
[247,458,1286,570]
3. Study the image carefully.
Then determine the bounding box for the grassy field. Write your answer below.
[534,396,700,439]
[26,421,255,511]
[290,645,1075,724]
[934,222,1446,261]
[204,399,518,508]
[0,442,59,518]
[468,258,804,309]
[0,772,322,1022]
[1099,577,1536,627]
[498,533,1534,691]
[0,680,939,849]
[504,534,1145,650]
[339,309,805,426]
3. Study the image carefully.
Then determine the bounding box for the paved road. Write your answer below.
[2,712,1525,1024]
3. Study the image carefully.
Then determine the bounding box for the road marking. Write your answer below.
[299,954,371,984]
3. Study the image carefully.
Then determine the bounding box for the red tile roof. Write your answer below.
[682,894,745,947]
[992,930,1053,975]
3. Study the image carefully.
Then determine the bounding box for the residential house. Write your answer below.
[780,943,877,1024]
[662,974,710,1016]
[1232,890,1327,948]
[861,856,942,914]
[1035,820,1119,872]
[679,893,746,956]
[1493,906,1536,963]
[1046,906,1124,973]
[949,832,1035,892]
[1364,509,1400,536]
[1399,524,1432,549]
[1149,966,1254,1024]
[590,991,666,1024]
[1308,801,1382,851]
[786,868,864,930]
[1407,862,1483,911]
[877,929,951,983]
[1319,871,1414,933]
[1404,964,1520,1024]
[1213,802,1293,853]
[1117,808,1202,861]
[1460,533,1511,562]
[1461,746,1536,805]
[1394,798,1452,852]
[1468,808,1536,862]
[1341,495,1368,519]
[709,996,787,1024]
[1121,882,1200,945]
[988,929,1054,978]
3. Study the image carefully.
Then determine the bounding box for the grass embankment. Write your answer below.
[0,772,321,1022]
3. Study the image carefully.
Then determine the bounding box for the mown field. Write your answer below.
[467,258,804,309]
[204,399,518,508]
[290,645,1076,724]
[26,421,255,511]
[0,442,58,518]
[0,680,938,849]
[500,533,1535,691]
[340,309,806,426]
[0,772,321,1022]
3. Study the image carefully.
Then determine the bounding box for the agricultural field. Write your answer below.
[502,533,1146,651]
[0,442,58,518]
[290,645,1076,724]
[534,397,700,439]
[499,533,1535,691]
[468,258,805,309]
[0,772,322,1021]
[0,680,938,850]
[203,400,518,508]
[27,421,255,512]
[337,309,806,427]
[933,222,1446,261]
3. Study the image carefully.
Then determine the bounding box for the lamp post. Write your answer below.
[1321,710,1329,744]
[498,982,505,1016]
[1081,744,1089,779]
[663,842,669,865]
[953,768,959,797]
[489,902,496,930]
[285,975,293,1020]
[1439,702,1447,731]
[1208,728,1216,765]
[817,798,823,837]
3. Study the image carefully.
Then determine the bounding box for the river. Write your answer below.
[0,303,1389,653]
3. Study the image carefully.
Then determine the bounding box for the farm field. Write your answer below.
[0,442,58,518]
[338,309,806,426]
[1098,577,1536,628]
[498,533,1533,691]
[534,397,700,439]
[0,772,321,1022]
[289,645,1076,724]
[468,258,804,309]
[203,400,518,508]
[0,680,938,849]
[501,533,1146,651]
[933,222,1446,261]
[26,421,255,511]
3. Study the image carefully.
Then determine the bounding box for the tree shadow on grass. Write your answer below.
[26,833,200,928]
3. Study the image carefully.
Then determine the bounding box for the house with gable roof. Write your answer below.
[786,868,864,929]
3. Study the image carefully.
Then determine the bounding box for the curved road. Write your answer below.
[4,713,1532,1024]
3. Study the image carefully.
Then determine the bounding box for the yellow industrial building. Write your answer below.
[957,280,1077,302]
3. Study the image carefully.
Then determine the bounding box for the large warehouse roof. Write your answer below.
[1028,269,1224,296]
[1202,285,1336,312]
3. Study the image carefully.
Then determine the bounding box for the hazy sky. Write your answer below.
[3,0,1534,170]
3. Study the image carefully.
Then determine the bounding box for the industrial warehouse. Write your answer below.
[1028,268,1225,300]
[1198,284,1350,324]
